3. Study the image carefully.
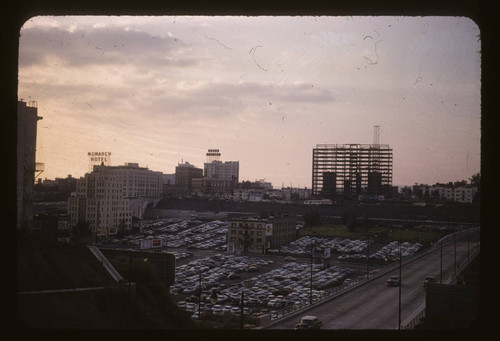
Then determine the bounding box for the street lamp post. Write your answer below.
[440,241,443,284]
[467,228,470,261]
[477,227,480,253]
[127,254,132,328]
[240,291,244,330]
[398,228,402,330]
[310,242,315,305]
[366,233,370,279]
[198,270,202,317]
[454,234,457,276]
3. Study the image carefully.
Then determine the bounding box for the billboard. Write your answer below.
[57,220,69,230]
[97,228,107,236]
[108,227,118,235]
[88,151,111,172]
[140,238,164,249]
[265,224,273,236]
[140,239,153,249]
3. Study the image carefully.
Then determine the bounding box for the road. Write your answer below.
[266,230,479,329]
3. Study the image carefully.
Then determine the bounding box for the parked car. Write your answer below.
[386,276,400,287]
[295,315,322,329]
[422,276,436,286]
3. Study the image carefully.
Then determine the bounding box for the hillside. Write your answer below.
[16,230,195,329]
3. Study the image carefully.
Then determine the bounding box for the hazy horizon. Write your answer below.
[18,16,481,189]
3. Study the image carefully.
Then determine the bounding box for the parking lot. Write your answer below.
[101,216,425,320]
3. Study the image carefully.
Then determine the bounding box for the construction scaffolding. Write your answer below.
[312,144,393,198]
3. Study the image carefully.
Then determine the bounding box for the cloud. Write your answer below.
[140,80,335,122]
[19,25,199,68]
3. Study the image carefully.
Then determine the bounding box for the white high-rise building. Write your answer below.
[67,163,163,236]
[203,150,239,196]
[68,167,132,236]
[204,160,239,181]
[111,163,163,198]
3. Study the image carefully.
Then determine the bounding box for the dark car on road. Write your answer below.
[295,315,322,329]
[386,276,400,287]
[422,276,436,286]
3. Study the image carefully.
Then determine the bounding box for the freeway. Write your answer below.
[265,229,479,330]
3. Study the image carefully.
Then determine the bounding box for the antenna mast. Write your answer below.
[373,125,380,145]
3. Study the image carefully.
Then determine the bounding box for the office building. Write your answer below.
[109,162,163,198]
[203,149,239,196]
[175,162,203,195]
[312,144,393,199]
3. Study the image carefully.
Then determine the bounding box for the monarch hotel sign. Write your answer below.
[88,151,111,172]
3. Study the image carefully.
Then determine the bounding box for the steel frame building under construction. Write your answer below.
[312,143,393,199]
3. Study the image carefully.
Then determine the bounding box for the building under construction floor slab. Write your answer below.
[312,143,393,199]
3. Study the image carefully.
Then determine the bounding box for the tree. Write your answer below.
[470,173,480,187]
[341,209,357,233]
[116,219,127,239]
[303,210,322,228]
[72,220,90,241]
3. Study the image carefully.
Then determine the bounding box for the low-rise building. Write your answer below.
[227,215,297,254]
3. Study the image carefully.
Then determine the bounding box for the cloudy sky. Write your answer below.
[18,15,481,188]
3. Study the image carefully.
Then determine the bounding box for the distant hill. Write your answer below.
[152,198,480,224]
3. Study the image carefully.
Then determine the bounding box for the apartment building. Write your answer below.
[412,184,478,204]
[68,166,132,237]
[227,215,297,254]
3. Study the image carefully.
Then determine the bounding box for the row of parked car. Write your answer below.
[173,253,356,318]
[369,241,422,261]
[278,236,370,256]
[157,220,228,250]
[171,254,274,296]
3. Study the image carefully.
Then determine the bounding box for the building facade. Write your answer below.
[411,184,478,204]
[68,166,132,237]
[312,144,393,199]
[17,100,43,230]
[227,215,297,254]
[204,160,239,196]
[110,163,163,198]
[175,162,203,196]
